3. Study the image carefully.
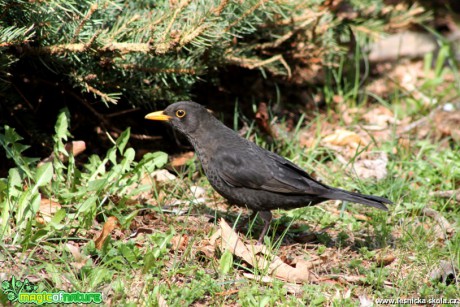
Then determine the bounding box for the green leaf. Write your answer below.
[119,148,135,172]
[107,147,117,165]
[259,296,270,307]
[219,250,233,275]
[152,152,168,168]
[7,168,22,199]
[123,147,135,161]
[3,125,23,143]
[143,252,156,274]
[120,244,137,263]
[0,127,36,178]
[50,208,66,226]
[77,195,97,214]
[30,193,41,214]
[34,163,53,187]
[116,128,130,154]
[30,229,49,243]
[1,194,11,236]
[0,178,7,193]
[54,109,70,140]
[141,152,168,172]
[87,179,106,192]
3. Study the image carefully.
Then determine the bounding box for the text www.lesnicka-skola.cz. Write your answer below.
[375,297,460,305]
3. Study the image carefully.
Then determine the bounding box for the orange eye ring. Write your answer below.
[176,109,186,118]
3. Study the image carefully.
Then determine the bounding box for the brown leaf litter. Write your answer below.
[428,260,458,285]
[421,208,455,241]
[94,216,120,249]
[210,218,317,284]
[429,189,460,202]
[36,197,62,225]
[203,218,399,290]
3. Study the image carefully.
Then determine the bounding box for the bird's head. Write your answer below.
[145,101,213,137]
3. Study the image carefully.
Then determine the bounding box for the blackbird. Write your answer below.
[146,101,392,243]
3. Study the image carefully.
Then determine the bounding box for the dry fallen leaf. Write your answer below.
[333,288,351,301]
[190,186,206,198]
[152,169,177,182]
[429,260,458,285]
[374,250,396,266]
[255,102,276,139]
[350,151,388,180]
[65,243,89,269]
[359,295,374,307]
[421,208,455,240]
[362,106,397,129]
[94,216,120,249]
[36,197,62,224]
[433,110,460,142]
[171,234,189,251]
[214,219,315,283]
[322,129,367,149]
[170,151,195,168]
[196,239,217,259]
[157,293,168,307]
[399,106,460,144]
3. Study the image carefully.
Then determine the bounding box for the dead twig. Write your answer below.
[69,91,161,141]
[12,83,34,111]
[429,190,460,202]
[106,108,141,118]
[83,82,118,104]
[225,54,291,77]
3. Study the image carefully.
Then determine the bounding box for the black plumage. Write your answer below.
[146,101,392,243]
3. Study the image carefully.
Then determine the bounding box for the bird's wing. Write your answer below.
[214,145,327,195]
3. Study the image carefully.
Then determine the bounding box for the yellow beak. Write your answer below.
[145,110,171,121]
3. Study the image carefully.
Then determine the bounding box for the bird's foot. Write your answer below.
[256,211,272,245]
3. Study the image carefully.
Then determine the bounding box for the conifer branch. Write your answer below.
[84,82,118,105]
[120,64,197,75]
[72,3,98,43]
[179,24,209,47]
[213,0,229,16]
[110,15,141,40]
[225,0,269,32]
[19,42,153,55]
[156,0,191,54]
[0,0,430,105]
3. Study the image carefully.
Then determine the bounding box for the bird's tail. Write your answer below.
[325,188,392,211]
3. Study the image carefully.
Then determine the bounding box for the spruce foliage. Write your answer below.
[0,0,428,107]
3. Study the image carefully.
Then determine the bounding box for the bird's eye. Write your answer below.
[176,109,186,118]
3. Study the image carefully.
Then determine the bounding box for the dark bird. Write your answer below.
[146,101,392,244]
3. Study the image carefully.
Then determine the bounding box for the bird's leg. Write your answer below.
[257,211,272,245]
[236,211,258,232]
